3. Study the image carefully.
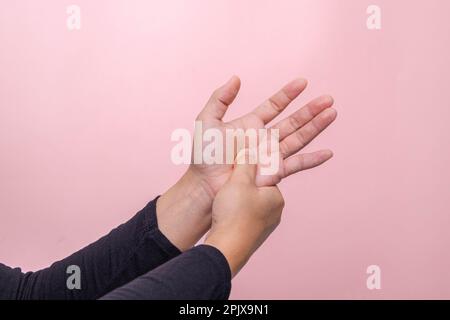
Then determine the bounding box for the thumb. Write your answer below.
[231,149,258,184]
[198,75,241,120]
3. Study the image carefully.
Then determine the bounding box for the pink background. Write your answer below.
[1,0,449,299]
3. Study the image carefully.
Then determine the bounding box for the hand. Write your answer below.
[205,150,285,277]
[157,76,336,251]
[189,75,337,192]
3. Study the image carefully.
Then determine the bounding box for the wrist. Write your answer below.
[156,169,215,251]
[158,169,215,215]
[204,227,257,278]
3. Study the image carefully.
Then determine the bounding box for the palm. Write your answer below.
[190,76,337,194]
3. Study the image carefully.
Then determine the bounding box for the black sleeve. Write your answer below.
[100,245,231,300]
[0,197,181,300]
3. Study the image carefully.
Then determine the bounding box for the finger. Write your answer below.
[198,75,241,120]
[280,108,337,158]
[231,149,257,184]
[271,95,334,140]
[252,78,307,125]
[282,149,333,178]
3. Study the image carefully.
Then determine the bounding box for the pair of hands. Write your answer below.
[157,76,337,277]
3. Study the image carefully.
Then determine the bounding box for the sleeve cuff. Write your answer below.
[195,244,232,299]
[141,196,182,259]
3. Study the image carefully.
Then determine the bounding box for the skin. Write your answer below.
[156,76,337,253]
[205,150,285,277]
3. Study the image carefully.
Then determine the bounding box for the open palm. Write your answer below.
[189,76,337,194]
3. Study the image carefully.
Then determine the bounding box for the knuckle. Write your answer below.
[279,197,285,210]
[288,115,301,130]
[295,130,306,146]
[277,191,285,209]
[268,98,283,113]
[212,88,222,99]
[279,141,289,157]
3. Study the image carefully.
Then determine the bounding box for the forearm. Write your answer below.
[100,245,231,300]
[0,198,181,299]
